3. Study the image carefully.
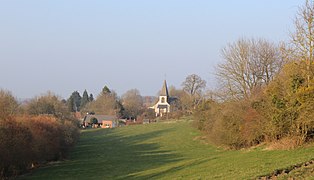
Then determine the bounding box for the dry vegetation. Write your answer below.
[194,0,314,150]
[194,60,314,149]
[0,90,80,179]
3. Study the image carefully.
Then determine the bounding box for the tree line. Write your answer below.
[66,75,207,122]
[194,0,314,149]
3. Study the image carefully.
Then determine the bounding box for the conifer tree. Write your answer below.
[102,86,111,95]
[67,91,81,112]
[89,94,94,102]
[80,90,89,109]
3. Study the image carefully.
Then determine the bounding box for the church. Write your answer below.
[151,80,173,117]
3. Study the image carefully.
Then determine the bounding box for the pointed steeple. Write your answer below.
[160,80,169,97]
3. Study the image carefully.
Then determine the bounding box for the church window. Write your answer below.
[161,97,165,103]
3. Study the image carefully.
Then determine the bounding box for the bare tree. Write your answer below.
[182,74,206,97]
[121,89,143,118]
[290,0,314,85]
[26,92,70,119]
[182,74,206,111]
[217,38,283,100]
[0,90,19,119]
[82,89,120,116]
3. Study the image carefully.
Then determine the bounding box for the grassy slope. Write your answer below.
[22,120,314,180]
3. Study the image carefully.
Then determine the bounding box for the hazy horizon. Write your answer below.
[0,0,301,99]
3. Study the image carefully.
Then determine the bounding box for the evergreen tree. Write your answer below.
[89,94,94,102]
[115,99,125,118]
[80,90,89,109]
[67,91,81,112]
[102,86,111,95]
[67,96,75,112]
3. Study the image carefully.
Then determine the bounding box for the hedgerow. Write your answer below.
[0,115,79,178]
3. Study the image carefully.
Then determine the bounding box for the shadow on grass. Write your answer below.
[128,157,214,179]
[23,126,184,179]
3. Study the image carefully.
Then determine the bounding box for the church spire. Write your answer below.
[160,80,169,97]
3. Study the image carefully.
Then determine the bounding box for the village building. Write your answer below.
[83,114,117,128]
[151,80,175,117]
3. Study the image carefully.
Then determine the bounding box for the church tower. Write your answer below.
[159,80,169,104]
[152,80,171,117]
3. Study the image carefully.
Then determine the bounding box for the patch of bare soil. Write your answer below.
[257,159,314,179]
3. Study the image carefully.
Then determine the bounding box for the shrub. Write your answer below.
[212,102,247,149]
[256,61,314,144]
[0,115,80,179]
[0,117,33,177]
[241,105,265,146]
[194,99,265,149]
[18,116,62,162]
[59,120,80,157]
[193,100,218,132]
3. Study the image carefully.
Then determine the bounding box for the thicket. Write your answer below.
[194,61,314,149]
[0,91,80,178]
[0,115,79,178]
[194,0,314,149]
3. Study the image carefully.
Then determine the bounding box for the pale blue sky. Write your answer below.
[0,0,302,99]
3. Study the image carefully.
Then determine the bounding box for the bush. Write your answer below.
[194,100,265,149]
[194,61,314,149]
[0,115,80,179]
[0,117,33,177]
[59,120,80,157]
[256,61,314,143]
[210,101,247,149]
[193,100,218,131]
[19,116,62,162]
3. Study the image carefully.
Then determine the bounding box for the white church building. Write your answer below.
[151,80,172,117]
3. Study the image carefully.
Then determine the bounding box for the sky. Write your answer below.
[0,0,303,99]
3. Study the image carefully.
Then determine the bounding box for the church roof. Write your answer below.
[160,80,169,97]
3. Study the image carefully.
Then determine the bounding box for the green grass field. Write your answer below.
[22,120,314,179]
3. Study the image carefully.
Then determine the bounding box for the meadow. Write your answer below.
[22,120,314,179]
